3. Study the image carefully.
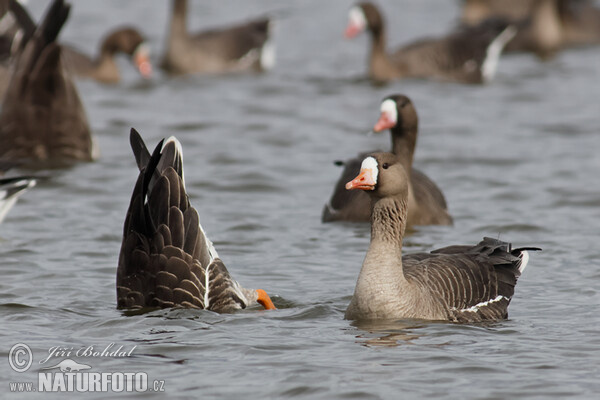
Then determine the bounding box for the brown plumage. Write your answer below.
[62,27,152,83]
[323,94,451,227]
[0,0,94,165]
[117,128,275,312]
[345,2,516,83]
[161,0,273,75]
[344,152,538,321]
[461,0,600,59]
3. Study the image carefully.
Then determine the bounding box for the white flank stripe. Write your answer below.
[458,295,507,313]
[519,251,530,273]
[204,262,211,309]
[481,25,517,83]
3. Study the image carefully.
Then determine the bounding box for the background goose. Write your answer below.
[0,175,35,223]
[345,2,516,83]
[117,129,276,312]
[344,153,538,321]
[161,0,274,75]
[461,0,600,58]
[323,94,452,227]
[0,0,95,165]
[62,26,152,83]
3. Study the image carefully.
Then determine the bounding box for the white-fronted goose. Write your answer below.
[161,0,274,75]
[0,0,95,165]
[0,0,35,97]
[462,0,600,58]
[62,26,152,83]
[0,175,36,223]
[344,153,538,321]
[117,129,276,312]
[345,2,516,83]
[323,94,452,227]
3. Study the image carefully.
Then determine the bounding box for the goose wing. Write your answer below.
[404,238,535,322]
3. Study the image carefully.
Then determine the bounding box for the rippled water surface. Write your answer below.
[2,0,600,399]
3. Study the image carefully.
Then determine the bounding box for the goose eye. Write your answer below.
[382,163,389,169]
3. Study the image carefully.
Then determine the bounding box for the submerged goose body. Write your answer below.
[0,0,95,165]
[345,2,516,83]
[117,129,275,312]
[323,95,451,227]
[344,153,537,322]
[0,175,36,223]
[161,0,274,75]
[62,27,152,83]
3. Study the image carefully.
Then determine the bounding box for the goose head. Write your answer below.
[345,2,384,38]
[346,152,408,200]
[373,94,418,133]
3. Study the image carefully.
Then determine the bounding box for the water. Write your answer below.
[1,0,600,398]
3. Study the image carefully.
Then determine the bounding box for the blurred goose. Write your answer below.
[462,0,600,58]
[0,0,95,165]
[62,26,152,83]
[0,175,35,223]
[344,152,538,321]
[161,0,274,75]
[323,94,451,227]
[117,129,276,312]
[345,2,516,83]
[0,0,35,97]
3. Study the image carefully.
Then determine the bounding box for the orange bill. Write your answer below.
[373,111,395,132]
[256,289,276,310]
[346,168,376,191]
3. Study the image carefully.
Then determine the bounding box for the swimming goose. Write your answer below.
[322,94,452,227]
[0,0,95,165]
[344,152,537,321]
[345,2,516,83]
[117,129,276,312]
[161,0,274,75]
[0,175,36,223]
[462,0,600,58]
[62,27,152,83]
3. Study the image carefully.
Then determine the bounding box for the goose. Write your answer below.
[322,94,452,227]
[462,0,600,58]
[161,0,274,75]
[344,152,538,321]
[0,0,95,165]
[0,175,36,223]
[345,2,516,83]
[62,26,152,83]
[0,0,34,97]
[117,129,276,312]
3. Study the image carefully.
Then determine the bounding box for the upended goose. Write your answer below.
[344,152,538,321]
[345,2,517,83]
[117,129,276,312]
[323,94,452,227]
[161,0,274,75]
[62,26,152,83]
[0,0,95,165]
[0,175,36,223]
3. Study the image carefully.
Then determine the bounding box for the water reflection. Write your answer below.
[350,319,428,347]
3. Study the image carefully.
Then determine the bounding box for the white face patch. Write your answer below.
[380,99,398,125]
[348,6,367,32]
[361,156,379,185]
[133,42,150,60]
